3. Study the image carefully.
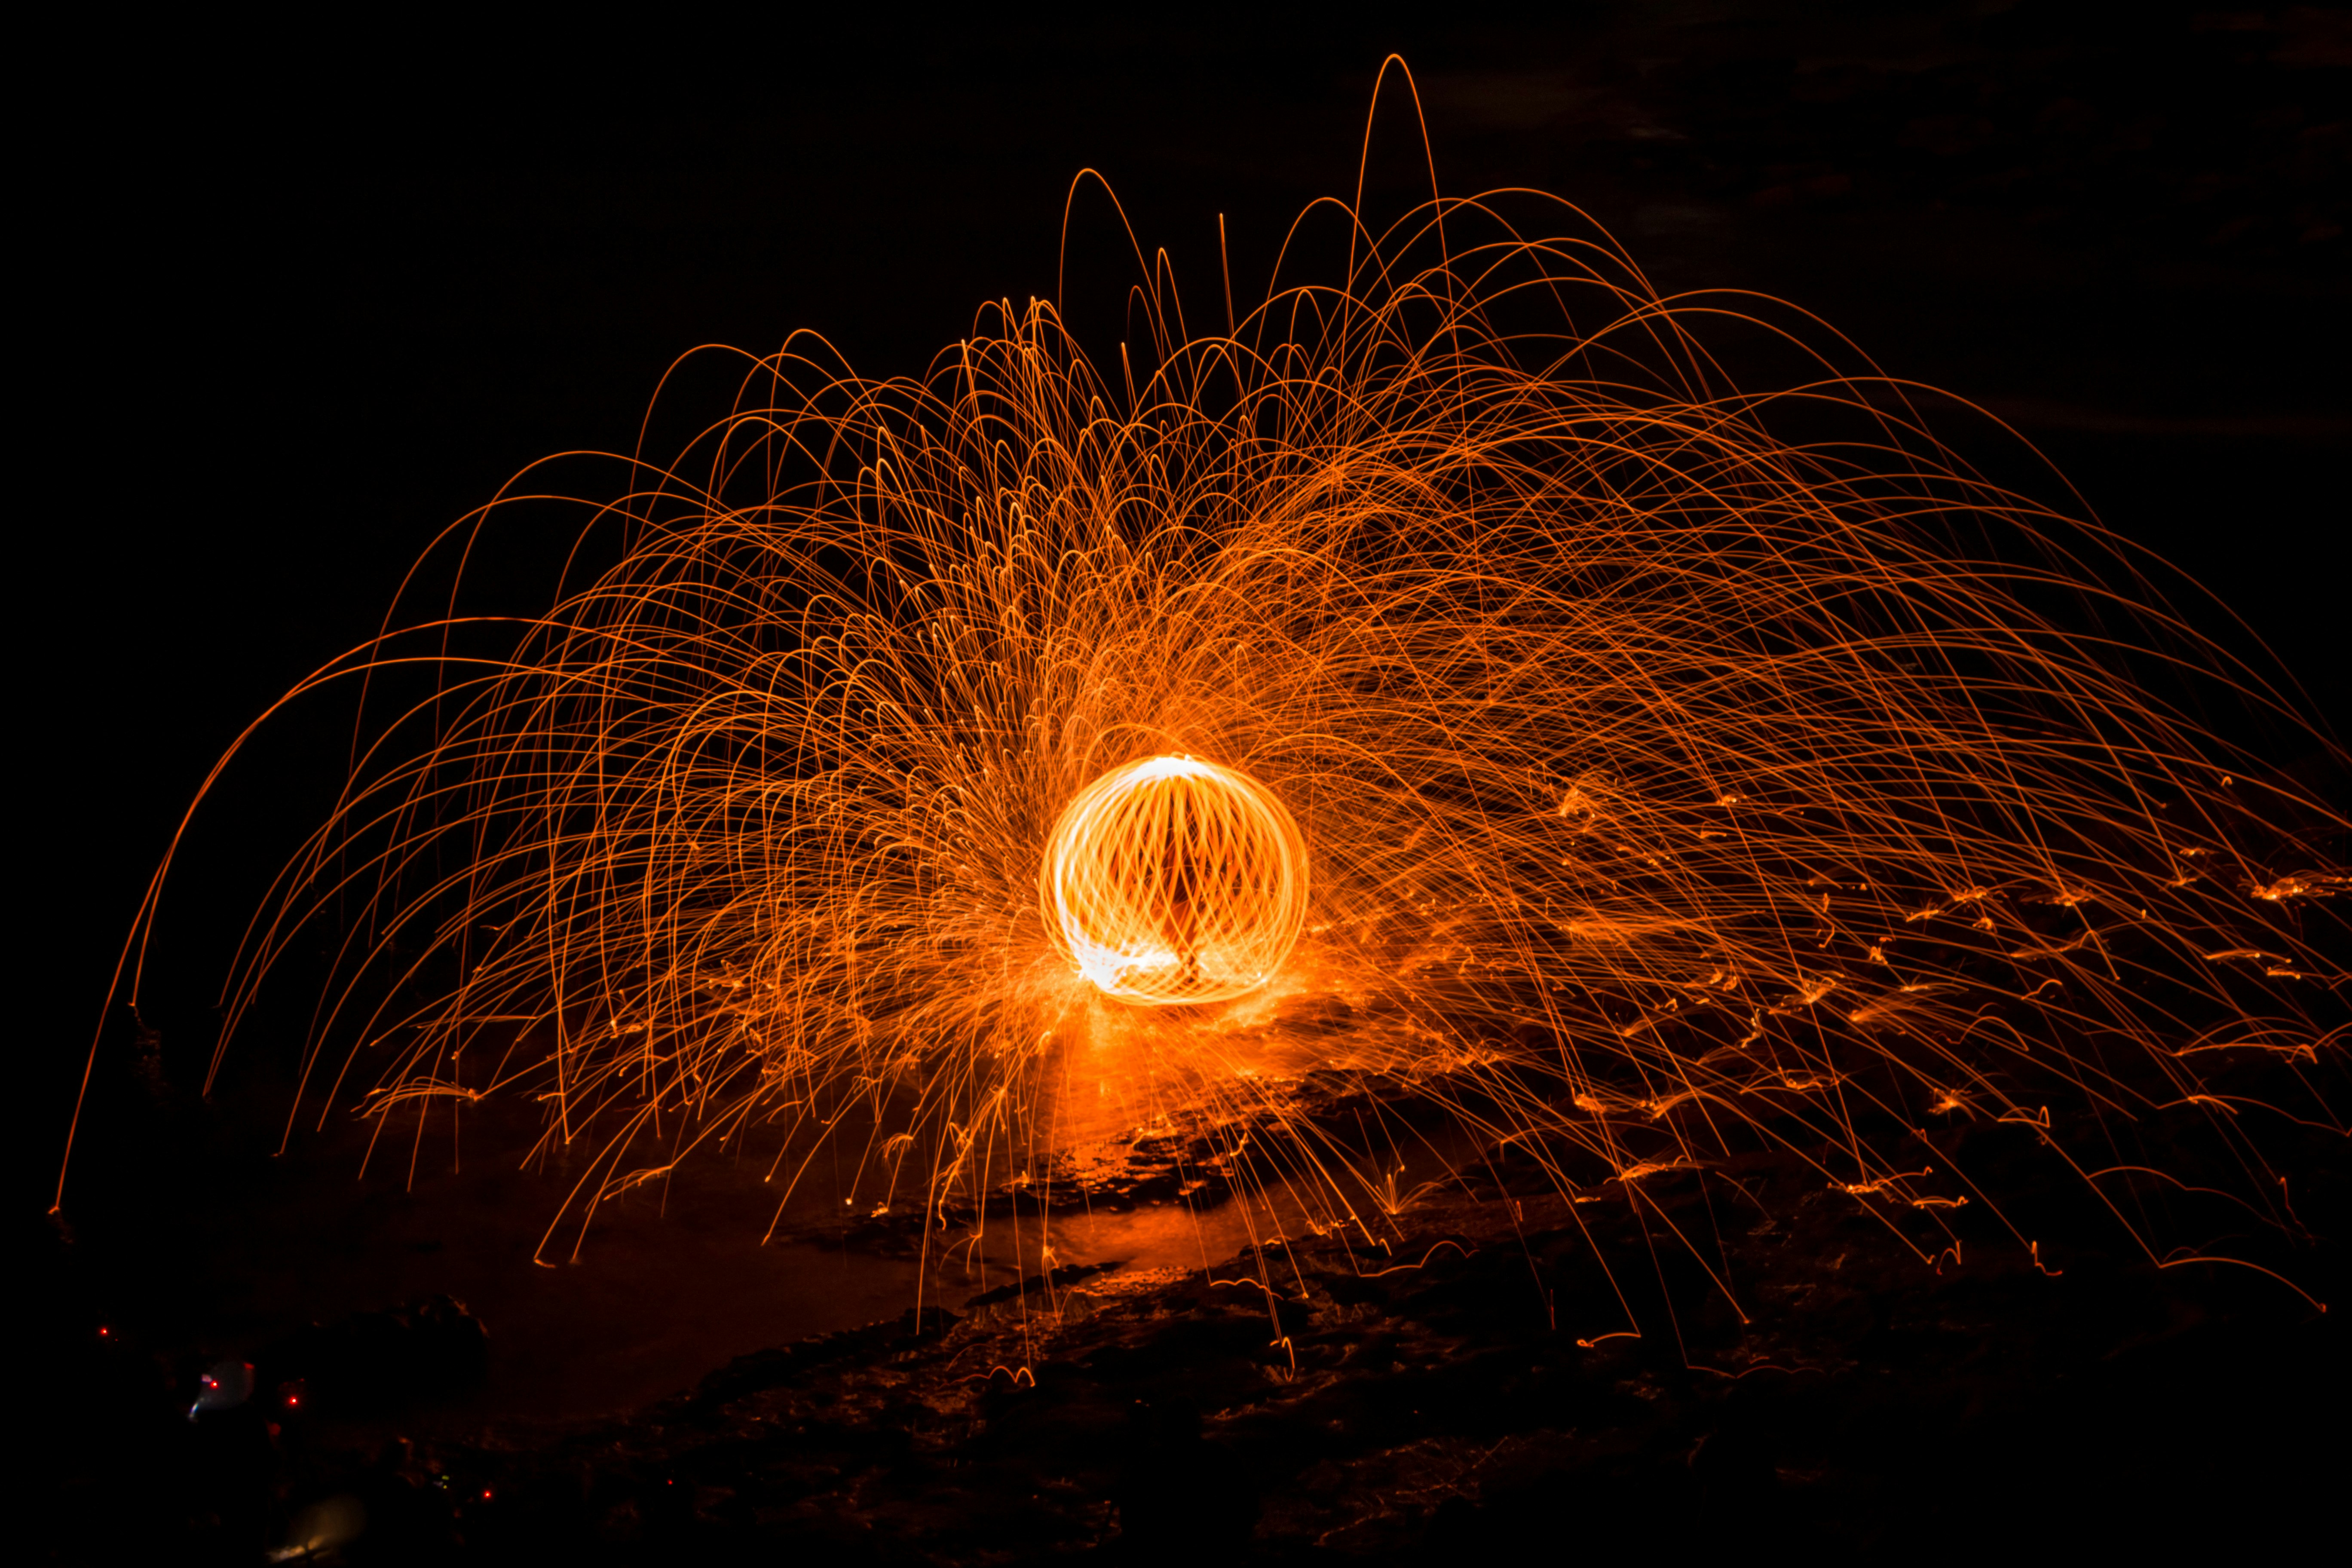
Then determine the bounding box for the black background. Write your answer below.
[25,0,2348,1484]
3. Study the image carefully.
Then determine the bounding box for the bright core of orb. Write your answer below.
[1039,755,1308,1005]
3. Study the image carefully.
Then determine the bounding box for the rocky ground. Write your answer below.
[38,1083,2343,1564]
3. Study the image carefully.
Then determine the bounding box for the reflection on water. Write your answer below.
[175,1087,928,1426]
[149,1007,1470,1430]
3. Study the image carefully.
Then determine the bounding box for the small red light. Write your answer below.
[481,1488,493,1501]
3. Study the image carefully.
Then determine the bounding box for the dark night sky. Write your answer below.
[28,1,2347,1274]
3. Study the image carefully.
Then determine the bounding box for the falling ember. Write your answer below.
[1041,756,1308,1005]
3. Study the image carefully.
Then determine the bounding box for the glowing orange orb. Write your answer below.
[1040,755,1308,1005]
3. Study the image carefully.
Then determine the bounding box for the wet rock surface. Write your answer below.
[37,1098,2343,1564]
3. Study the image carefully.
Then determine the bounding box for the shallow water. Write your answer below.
[110,1067,1445,1429]
[155,1091,920,1424]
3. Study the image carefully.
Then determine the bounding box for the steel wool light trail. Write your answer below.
[1042,755,1308,1006]
[62,82,2347,1320]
